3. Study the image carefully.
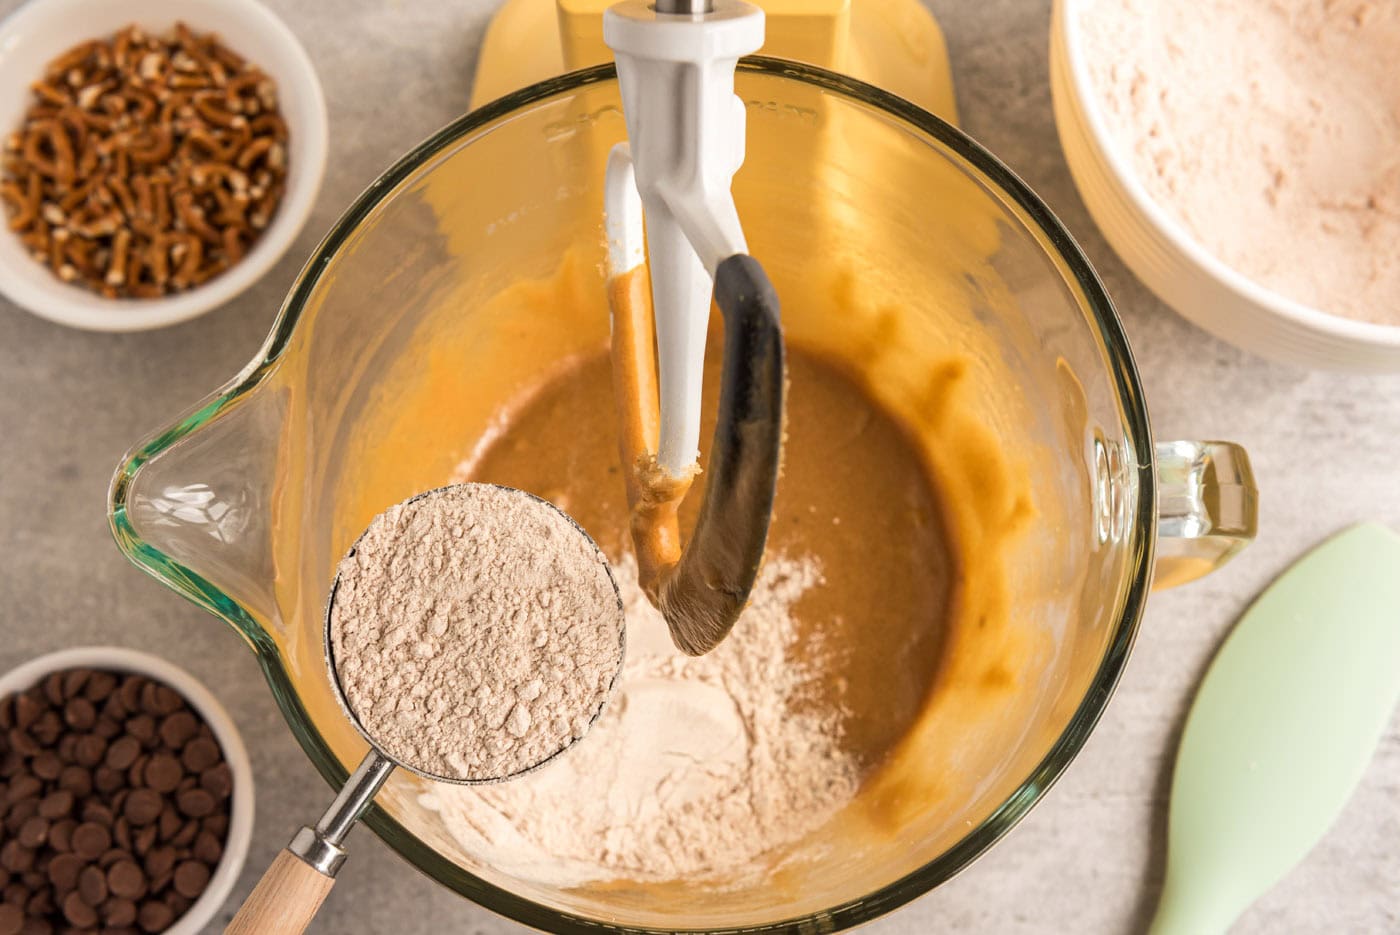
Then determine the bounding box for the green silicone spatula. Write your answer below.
[1149,523,1400,935]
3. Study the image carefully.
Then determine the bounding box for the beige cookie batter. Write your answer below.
[465,329,953,769]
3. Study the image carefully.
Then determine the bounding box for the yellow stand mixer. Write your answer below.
[469,0,959,125]
[477,0,959,656]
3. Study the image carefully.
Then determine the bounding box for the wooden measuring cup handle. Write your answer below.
[225,849,336,935]
[225,700,395,933]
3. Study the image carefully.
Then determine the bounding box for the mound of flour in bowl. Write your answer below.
[420,553,861,885]
[1079,0,1400,324]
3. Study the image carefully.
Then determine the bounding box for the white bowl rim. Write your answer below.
[0,646,255,935]
[1056,0,1400,348]
[0,0,328,332]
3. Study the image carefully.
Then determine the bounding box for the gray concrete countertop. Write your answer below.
[1,0,1397,932]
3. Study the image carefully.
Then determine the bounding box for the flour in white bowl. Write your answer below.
[1079,0,1400,325]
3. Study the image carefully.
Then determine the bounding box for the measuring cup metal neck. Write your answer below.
[288,751,396,877]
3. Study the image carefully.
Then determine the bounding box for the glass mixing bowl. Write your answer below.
[109,59,1256,932]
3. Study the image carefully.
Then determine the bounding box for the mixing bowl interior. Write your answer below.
[113,60,1153,933]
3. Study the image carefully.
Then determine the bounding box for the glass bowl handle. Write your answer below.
[1153,440,1258,589]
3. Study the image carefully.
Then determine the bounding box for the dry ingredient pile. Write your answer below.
[0,24,289,298]
[1080,0,1400,325]
[329,485,624,783]
[423,553,861,885]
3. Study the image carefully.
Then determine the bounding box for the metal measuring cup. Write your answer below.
[225,484,626,935]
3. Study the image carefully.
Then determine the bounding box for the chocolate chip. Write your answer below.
[45,851,82,895]
[136,898,172,933]
[100,692,128,723]
[0,843,33,874]
[174,789,214,820]
[139,684,181,718]
[105,862,144,902]
[124,716,155,748]
[28,712,61,748]
[0,753,21,780]
[142,756,181,795]
[17,818,48,849]
[191,831,221,865]
[104,738,140,772]
[103,895,137,926]
[0,902,22,935]
[5,775,41,805]
[29,754,60,783]
[12,695,42,732]
[93,766,123,794]
[23,887,51,915]
[125,754,148,789]
[120,791,161,828]
[201,811,228,839]
[78,864,107,906]
[79,801,112,828]
[178,738,219,774]
[55,734,77,764]
[118,677,143,712]
[82,673,118,705]
[156,713,196,751]
[169,820,198,849]
[41,675,64,708]
[93,716,123,740]
[132,826,156,857]
[112,818,131,852]
[199,763,232,801]
[62,699,95,732]
[37,792,71,821]
[4,730,38,758]
[73,735,106,768]
[164,890,193,917]
[170,860,208,900]
[141,847,174,882]
[61,671,90,701]
[4,800,37,835]
[61,889,97,927]
[156,807,180,842]
[48,820,75,853]
[71,823,110,861]
[56,767,90,798]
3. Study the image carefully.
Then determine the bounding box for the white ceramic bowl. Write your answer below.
[1050,0,1400,372]
[0,0,327,331]
[0,647,254,935]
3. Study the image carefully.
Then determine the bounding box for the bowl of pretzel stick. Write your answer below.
[0,0,327,331]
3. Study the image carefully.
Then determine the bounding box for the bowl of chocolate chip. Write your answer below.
[0,0,328,331]
[0,647,253,934]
